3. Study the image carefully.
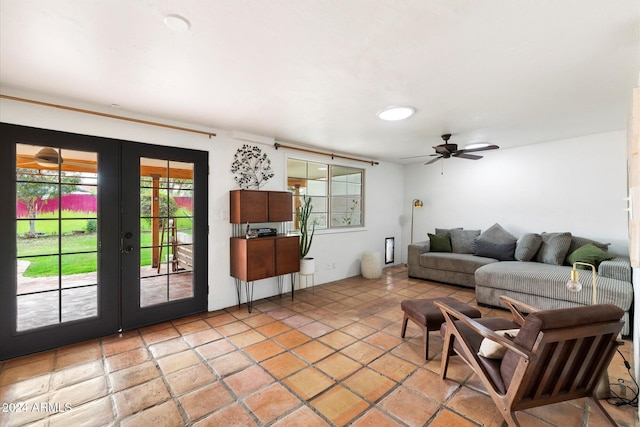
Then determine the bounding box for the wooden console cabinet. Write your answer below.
[229,190,299,311]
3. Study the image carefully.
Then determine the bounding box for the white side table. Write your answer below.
[361,251,382,279]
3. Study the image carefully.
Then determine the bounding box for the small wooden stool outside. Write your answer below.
[400,297,481,359]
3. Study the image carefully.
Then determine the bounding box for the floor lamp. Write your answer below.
[410,199,423,244]
[566,261,611,398]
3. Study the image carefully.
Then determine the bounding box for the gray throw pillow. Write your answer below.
[475,239,517,261]
[515,233,543,261]
[450,229,480,254]
[535,232,572,265]
[475,223,517,260]
[435,227,462,235]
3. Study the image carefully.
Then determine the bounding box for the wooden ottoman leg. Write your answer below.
[422,324,428,360]
[401,314,409,338]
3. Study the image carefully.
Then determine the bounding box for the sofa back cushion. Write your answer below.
[474,223,517,260]
[515,233,542,261]
[535,232,572,265]
[450,229,480,254]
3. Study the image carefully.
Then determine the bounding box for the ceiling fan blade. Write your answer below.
[453,153,483,160]
[399,154,431,159]
[458,144,499,154]
[425,156,443,165]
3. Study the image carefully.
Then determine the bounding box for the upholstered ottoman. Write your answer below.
[400,296,481,359]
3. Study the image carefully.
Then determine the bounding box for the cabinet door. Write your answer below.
[230,237,276,281]
[230,190,268,223]
[275,236,300,275]
[269,191,293,222]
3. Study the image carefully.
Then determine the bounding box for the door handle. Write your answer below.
[123,245,134,254]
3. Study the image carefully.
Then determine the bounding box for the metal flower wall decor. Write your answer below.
[230,144,275,190]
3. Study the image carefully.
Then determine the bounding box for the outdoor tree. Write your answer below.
[140,191,179,225]
[16,169,80,238]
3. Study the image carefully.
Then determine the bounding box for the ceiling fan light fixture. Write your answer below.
[35,147,63,164]
[377,106,415,121]
[464,142,490,150]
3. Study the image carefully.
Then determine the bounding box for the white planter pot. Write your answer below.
[300,257,315,275]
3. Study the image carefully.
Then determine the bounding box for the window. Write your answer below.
[287,158,364,229]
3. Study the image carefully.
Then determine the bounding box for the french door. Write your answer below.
[0,123,208,360]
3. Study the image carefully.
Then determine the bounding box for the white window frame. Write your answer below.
[286,157,364,230]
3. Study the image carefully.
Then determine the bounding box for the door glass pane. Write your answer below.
[139,158,194,307]
[15,144,98,331]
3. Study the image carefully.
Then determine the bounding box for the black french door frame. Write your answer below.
[0,123,208,360]
[120,141,209,330]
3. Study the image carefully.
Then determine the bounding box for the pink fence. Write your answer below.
[16,193,96,217]
[17,194,193,217]
[174,197,193,210]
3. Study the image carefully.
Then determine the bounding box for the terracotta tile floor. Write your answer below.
[1,265,638,426]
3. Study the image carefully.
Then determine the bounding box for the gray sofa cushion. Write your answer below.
[475,223,516,259]
[436,227,462,235]
[475,240,516,261]
[420,252,498,275]
[515,233,542,261]
[536,232,572,265]
[450,229,480,254]
[475,261,633,311]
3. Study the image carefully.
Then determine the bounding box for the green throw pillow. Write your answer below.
[566,243,615,268]
[428,233,452,253]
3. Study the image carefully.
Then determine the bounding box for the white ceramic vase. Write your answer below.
[300,257,315,275]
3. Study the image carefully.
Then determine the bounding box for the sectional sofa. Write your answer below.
[407,224,633,334]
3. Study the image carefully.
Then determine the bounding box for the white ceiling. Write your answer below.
[1,1,638,164]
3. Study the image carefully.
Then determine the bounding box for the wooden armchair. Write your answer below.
[436,296,624,426]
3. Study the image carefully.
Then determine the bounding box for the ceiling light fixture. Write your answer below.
[35,147,63,164]
[377,106,415,121]
[164,14,191,32]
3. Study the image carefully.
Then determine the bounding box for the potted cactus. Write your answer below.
[297,196,316,274]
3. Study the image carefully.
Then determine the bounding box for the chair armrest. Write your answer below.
[499,296,539,326]
[408,240,430,266]
[436,300,532,360]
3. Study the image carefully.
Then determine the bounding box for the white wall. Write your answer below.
[403,130,629,258]
[0,95,404,312]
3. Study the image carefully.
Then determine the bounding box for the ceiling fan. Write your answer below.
[402,134,499,165]
[17,148,97,172]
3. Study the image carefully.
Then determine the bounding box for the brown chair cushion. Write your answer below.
[440,317,520,394]
[500,304,624,390]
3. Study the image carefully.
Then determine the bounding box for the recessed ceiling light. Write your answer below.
[377,106,416,121]
[164,14,191,32]
[465,143,490,150]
